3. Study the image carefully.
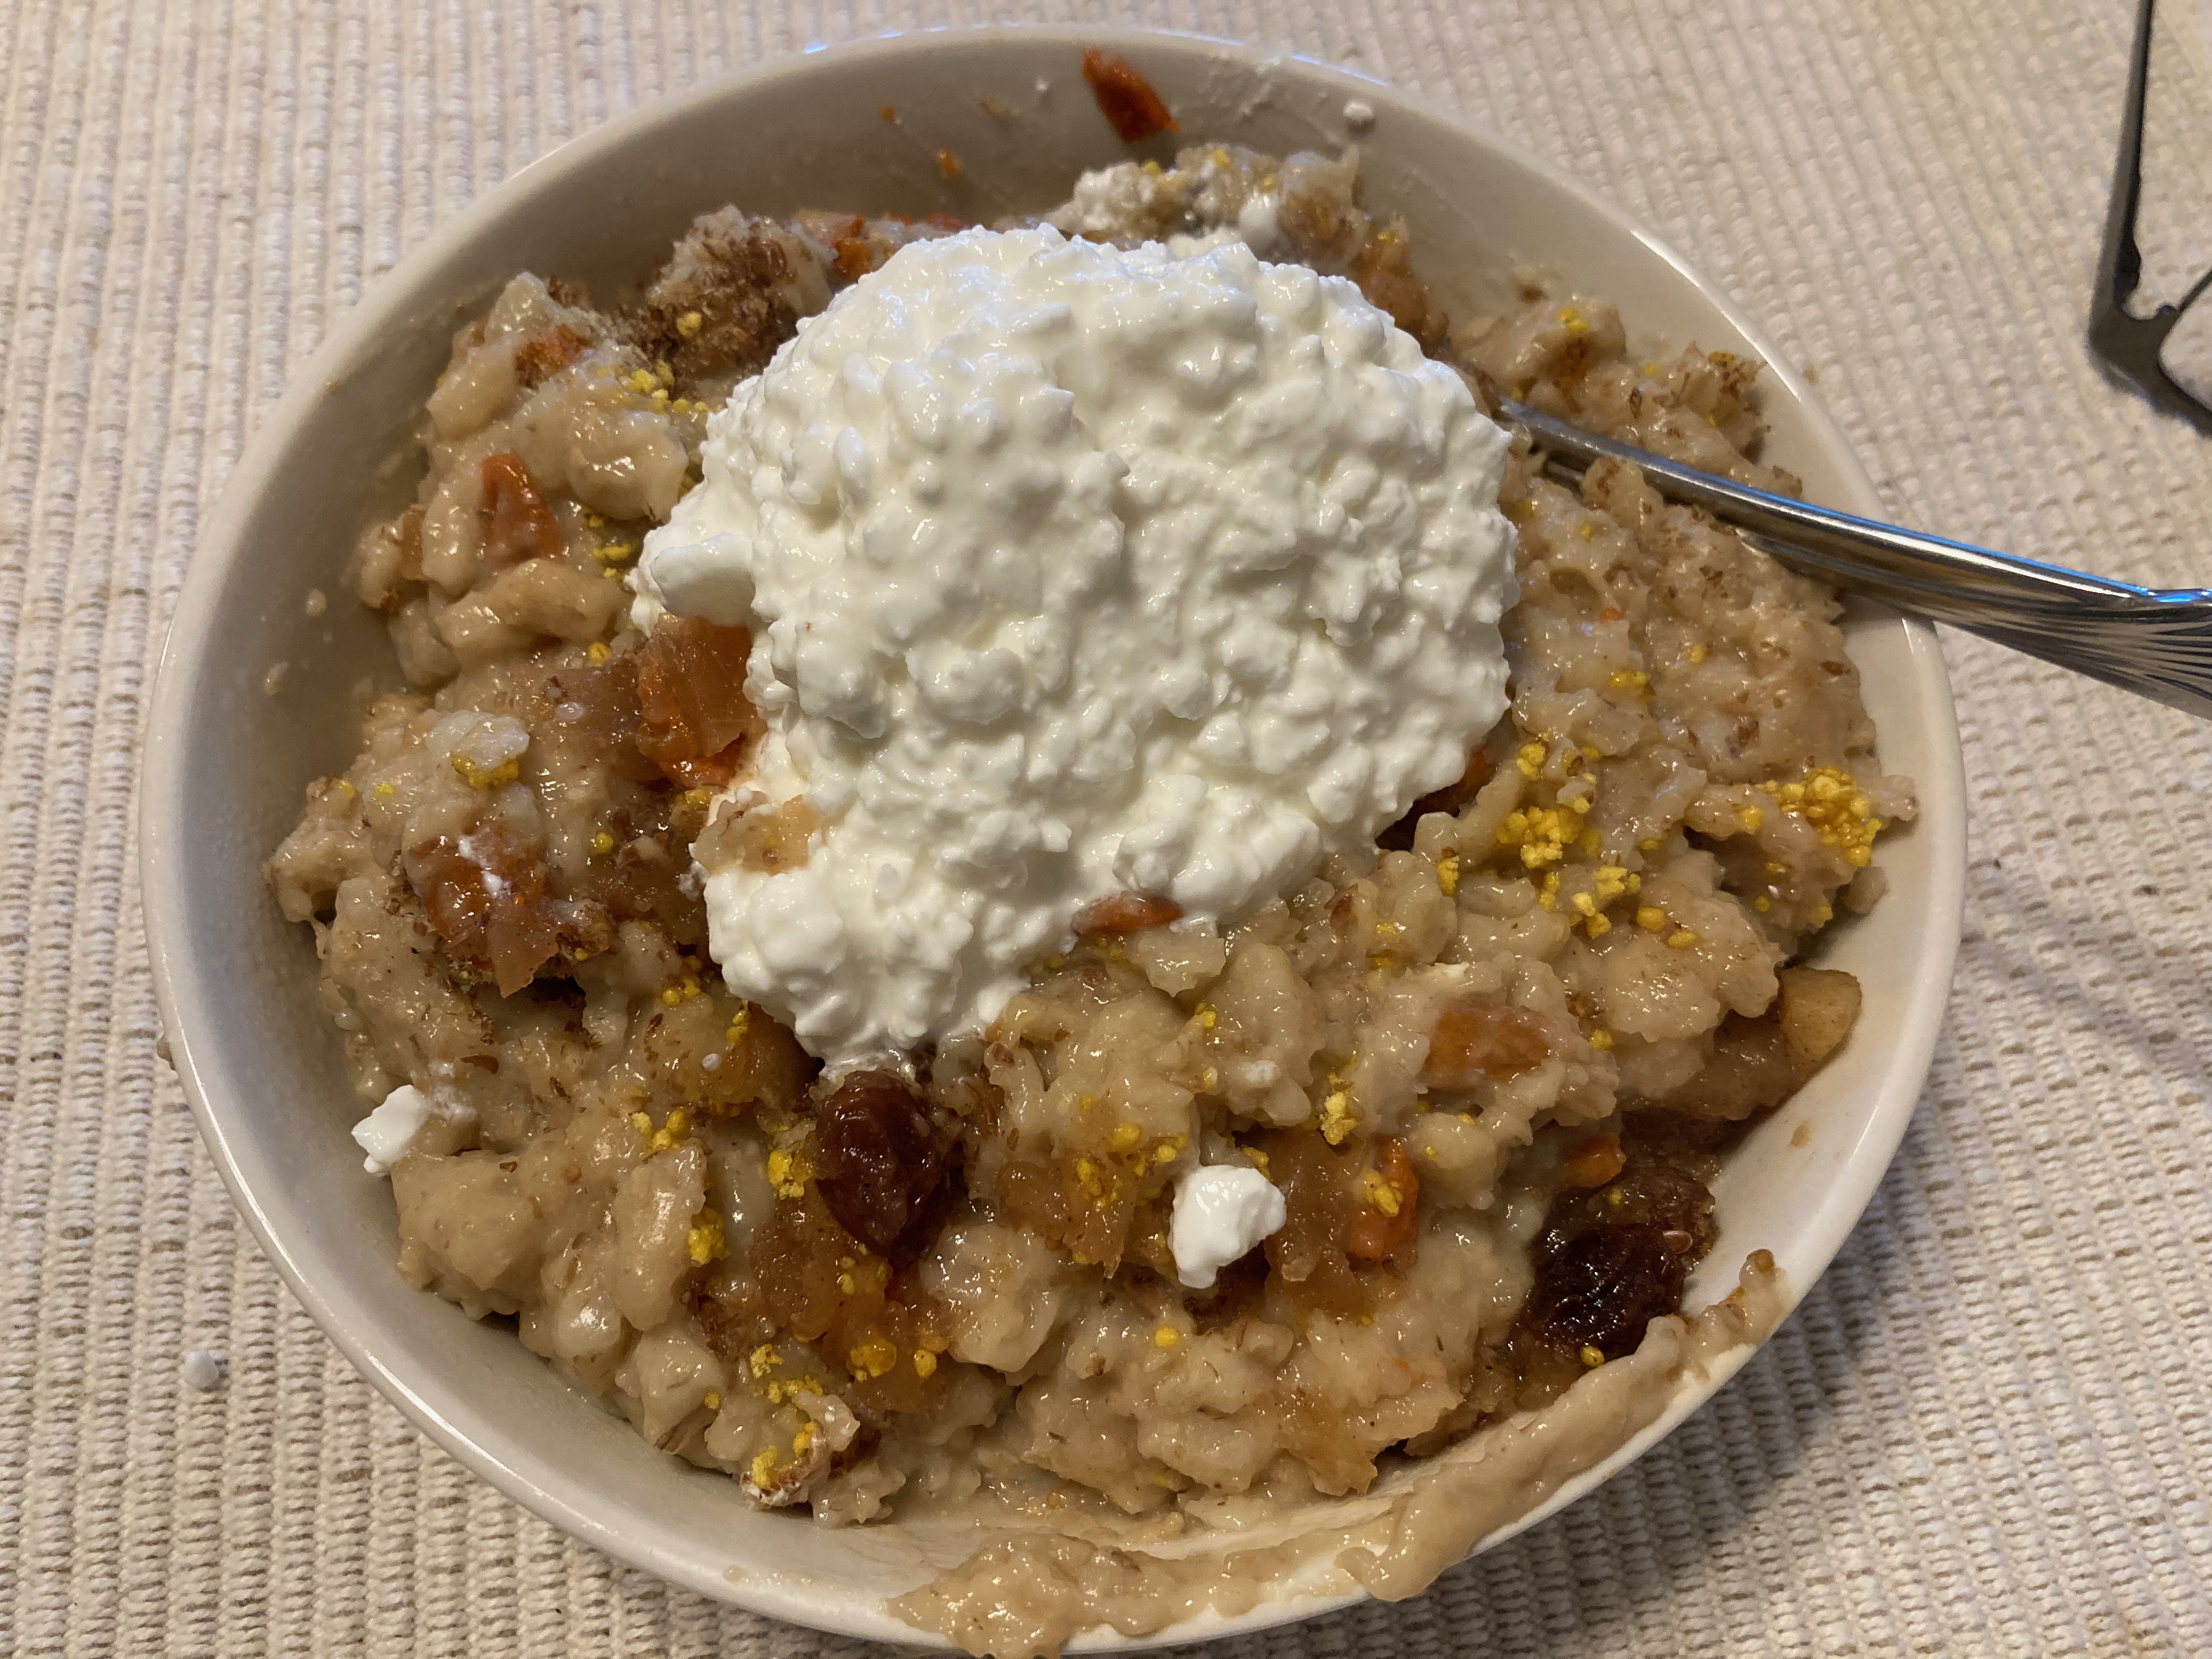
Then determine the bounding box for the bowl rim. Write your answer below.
[140,20,1967,1651]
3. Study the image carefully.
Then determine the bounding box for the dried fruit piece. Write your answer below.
[1346,1139,1420,1263]
[1654,1009,1797,1121]
[749,1188,854,1344]
[542,657,661,781]
[405,822,608,994]
[747,1180,952,1414]
[1072,890,1184,936]
[1643,968,1861,1122]
[656,741,748,791]
[635,616,764,778]
[1505,1126,1724,1384]
[1523,1222,1685,1360]
[1421,997,1554,1090]
[1536,1136,1718,1266]
[1081,48,1177,142]
[1260,1126,1385,1317]
[1776,966,1860,1073]
[479,453,563,565]
[1557,1132,1626,1191]
[672,744,751,791]
[834,238,875,281]
[806,215,879,283]
[812,1071,953,1263]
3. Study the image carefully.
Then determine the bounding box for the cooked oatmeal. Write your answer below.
[267,139,1912,1656]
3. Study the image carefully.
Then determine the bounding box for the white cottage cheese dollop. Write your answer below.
[634,226,1515,1073]
[1170,1164,1291,1289]
[352,1084,436,1176]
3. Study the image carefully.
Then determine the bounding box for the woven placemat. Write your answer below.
[7,1,2212,1652]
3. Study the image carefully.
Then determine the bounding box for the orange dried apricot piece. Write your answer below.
[1081,47,1177,142]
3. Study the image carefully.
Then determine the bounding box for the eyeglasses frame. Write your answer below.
[2091,0,2212,431]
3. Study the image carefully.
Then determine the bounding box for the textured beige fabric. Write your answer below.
[7,1,2212,1654]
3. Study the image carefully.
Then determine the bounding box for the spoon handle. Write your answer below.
[1502,397,2212,721]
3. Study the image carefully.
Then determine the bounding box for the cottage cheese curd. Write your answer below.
[1047,157,1284,259]
[352,1084,436,1175]
[1169,1164,1289,1289]
[634,226,1515,1073]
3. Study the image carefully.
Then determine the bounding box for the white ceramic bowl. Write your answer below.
[142,26,1966,1651]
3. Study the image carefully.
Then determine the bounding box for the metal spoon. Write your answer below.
[1500,396,2212,720]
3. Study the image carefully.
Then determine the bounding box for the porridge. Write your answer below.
[267,138,1911,1655]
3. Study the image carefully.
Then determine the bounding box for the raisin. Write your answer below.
[1080,48,1177,143]
[1512,1128,1722,1376]
[1523,1223,1685,1360]
[1537,1147,1717,1265]
[812,1071,953,1263]
[1499,1318,1587,1409]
